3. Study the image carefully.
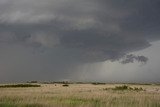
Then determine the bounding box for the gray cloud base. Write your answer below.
[0,0,160,82]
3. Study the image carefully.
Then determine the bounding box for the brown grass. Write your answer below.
[0,84,160,107]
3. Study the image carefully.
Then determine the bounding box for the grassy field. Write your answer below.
[0,83,160,107]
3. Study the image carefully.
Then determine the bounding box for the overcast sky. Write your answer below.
[0,0,160,83]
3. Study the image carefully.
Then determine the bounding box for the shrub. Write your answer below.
[104,85,144,91]
[62,84,69,87]
[0,84,41,88]
[113,85,129,90]
[134,87,144,91]
[92,82,106,85]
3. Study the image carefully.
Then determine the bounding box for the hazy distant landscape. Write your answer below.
[0,83,160,107]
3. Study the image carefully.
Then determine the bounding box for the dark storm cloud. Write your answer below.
[0,0,160,82]
[0,0,159,63]
[121,54,148,64]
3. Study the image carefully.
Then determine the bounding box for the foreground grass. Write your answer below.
[0,84,160,107]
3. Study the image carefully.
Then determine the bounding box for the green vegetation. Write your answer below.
[62,84,69,87]
[0,84,41,88]
[113,85,129,90]
[51,97,103,107]
[0,103,43,107]
[104,85,145,91]
[92,82,106,85]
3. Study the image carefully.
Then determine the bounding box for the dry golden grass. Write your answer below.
[0,84,160,107]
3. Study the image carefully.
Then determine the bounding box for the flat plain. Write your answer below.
[0,83,160,107]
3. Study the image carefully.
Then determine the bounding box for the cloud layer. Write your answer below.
[0,0,160,82]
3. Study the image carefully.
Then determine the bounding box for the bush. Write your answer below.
[113,85,129,90]
[0,84,41,88]
[134,87,144,91]
[62,84,69,87]
[92,82,106,85]
[104,85,145,91]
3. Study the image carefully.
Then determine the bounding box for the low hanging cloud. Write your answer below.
[0,0,160,82]
[121,54,148,64]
